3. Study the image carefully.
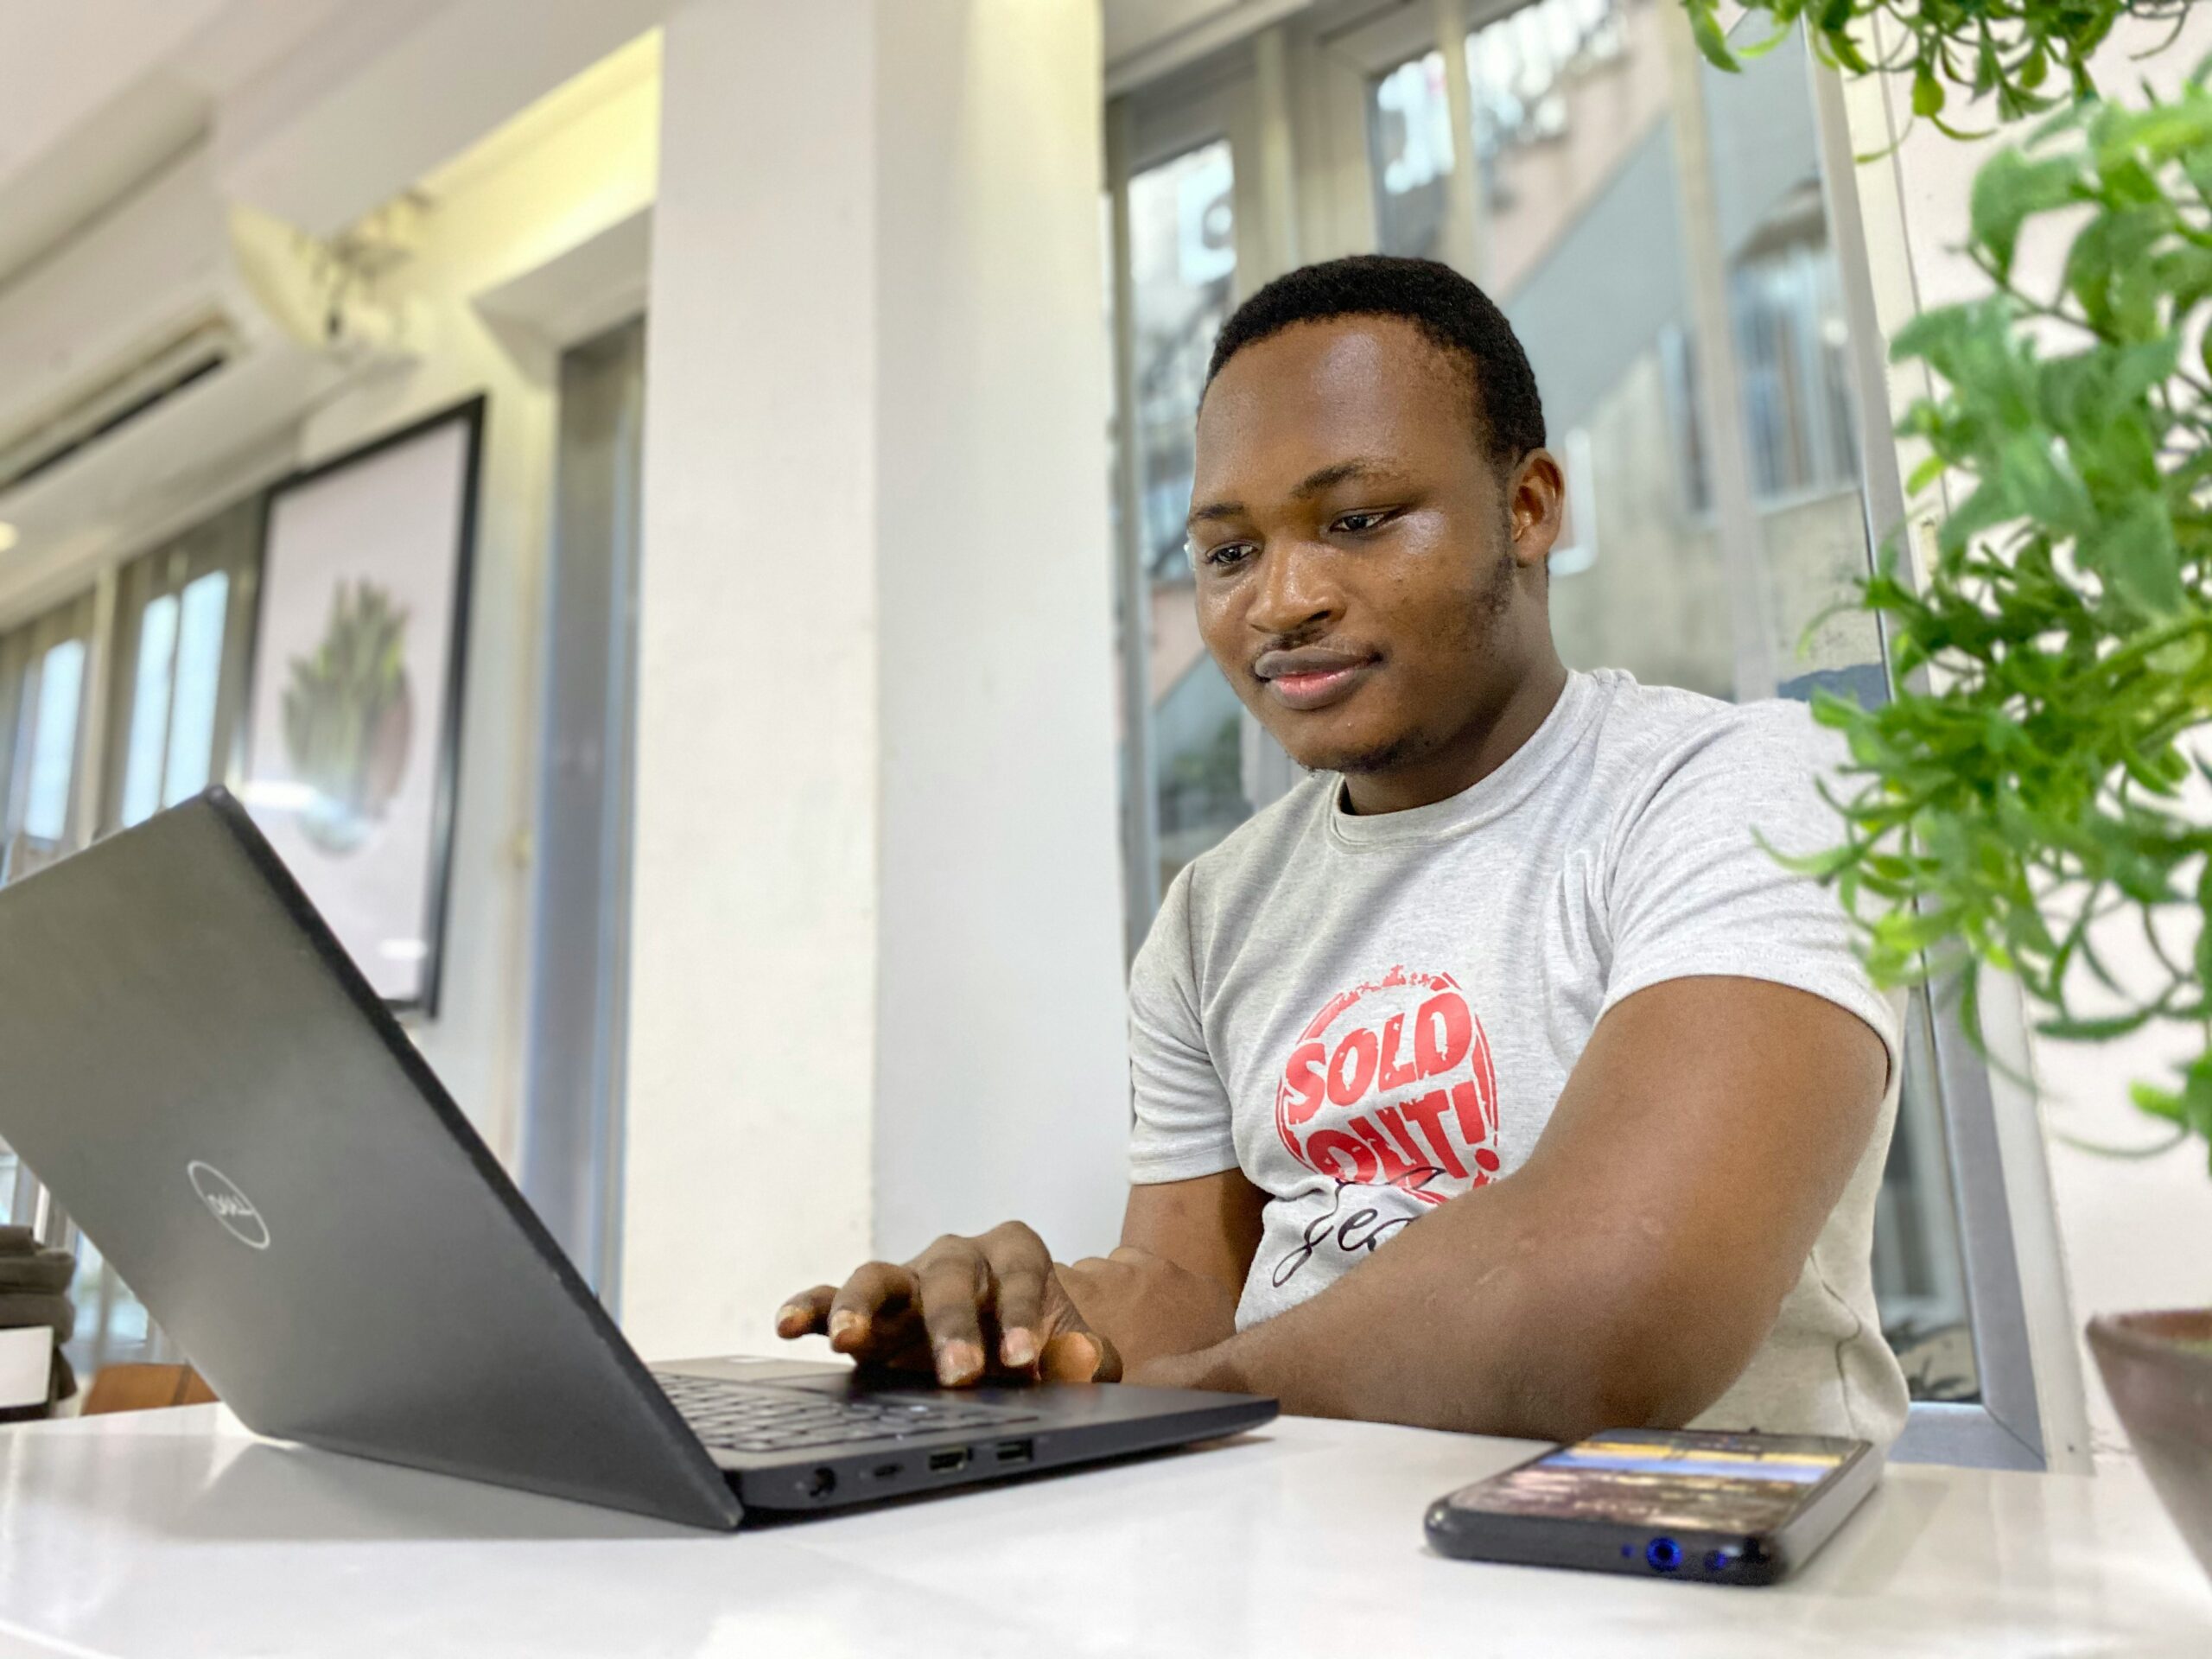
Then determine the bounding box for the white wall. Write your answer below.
[625,0,1129,1362]
[1855,12,2212,1455]
[871,2,1131,1259]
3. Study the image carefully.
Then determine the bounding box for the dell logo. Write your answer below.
[188,1161,270,1250]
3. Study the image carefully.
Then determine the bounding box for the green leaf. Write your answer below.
[1913,67,1946,119]
[2094,493,2189,621]
[1971,148,2082,279]
[1685,1,1733,71]
[2040,1008,2162,1041]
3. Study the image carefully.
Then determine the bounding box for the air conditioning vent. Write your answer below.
[0,315,238,497]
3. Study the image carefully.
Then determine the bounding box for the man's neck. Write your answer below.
[1340,653,1570,817]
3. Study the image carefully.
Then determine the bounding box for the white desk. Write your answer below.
[1,1405,2204,1656]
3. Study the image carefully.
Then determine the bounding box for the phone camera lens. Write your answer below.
[1645,1537,1681,1573]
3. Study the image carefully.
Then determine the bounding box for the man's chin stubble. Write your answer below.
[1296,730,1425,778]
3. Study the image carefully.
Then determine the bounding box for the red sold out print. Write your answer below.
[1272,966,1501,1204]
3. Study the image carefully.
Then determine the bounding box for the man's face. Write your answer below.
[1186,315,1558,779]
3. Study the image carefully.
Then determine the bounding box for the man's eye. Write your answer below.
[1195,540,1256,569]
[1332,509,1394,535]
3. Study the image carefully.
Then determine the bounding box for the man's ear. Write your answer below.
[1506,449,1566,569]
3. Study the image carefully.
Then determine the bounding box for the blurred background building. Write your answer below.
[2,0,2204,1470]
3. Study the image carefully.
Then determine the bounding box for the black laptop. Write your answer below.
[0,789,1274,1529]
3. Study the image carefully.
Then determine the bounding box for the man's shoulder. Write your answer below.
[1582,671,1832,796]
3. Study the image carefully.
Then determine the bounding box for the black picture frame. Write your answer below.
[239,396,485,1017]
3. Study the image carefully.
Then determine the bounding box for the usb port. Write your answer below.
[928,1448,969,1473]
[995,1439,1034,1465]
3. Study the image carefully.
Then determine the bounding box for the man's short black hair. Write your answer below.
[1203,254,1545,466]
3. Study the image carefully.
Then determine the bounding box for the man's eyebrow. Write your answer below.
[1187,459,1407,531]
[1288,459,1402,499]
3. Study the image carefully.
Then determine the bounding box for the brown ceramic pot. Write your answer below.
[2085,1310,2212,1581]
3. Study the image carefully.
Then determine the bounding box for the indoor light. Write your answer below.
[0,523,17,554]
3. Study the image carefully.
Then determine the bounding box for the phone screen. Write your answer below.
[1448,1431,1855,1534]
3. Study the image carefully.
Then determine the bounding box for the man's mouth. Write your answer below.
[1253,647,1380,713]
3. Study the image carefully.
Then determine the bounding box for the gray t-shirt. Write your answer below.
[1128,667,1910,1445]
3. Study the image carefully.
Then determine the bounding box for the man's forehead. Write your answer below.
[1192,318,1475,500]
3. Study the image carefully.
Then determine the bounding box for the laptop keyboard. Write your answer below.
[652,1371,1041,1456]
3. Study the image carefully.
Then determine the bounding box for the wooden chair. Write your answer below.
[81,1363,219,1415]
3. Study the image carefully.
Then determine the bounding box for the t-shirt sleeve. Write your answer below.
[1127,865,1241,1185]
[1601,702,1902,1077]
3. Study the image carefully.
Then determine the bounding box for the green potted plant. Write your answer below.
[1763,61,2212,1574]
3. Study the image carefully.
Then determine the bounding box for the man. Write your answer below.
[777,255,1910,1446]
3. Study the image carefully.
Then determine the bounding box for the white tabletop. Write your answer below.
[1,1404,2205,1657]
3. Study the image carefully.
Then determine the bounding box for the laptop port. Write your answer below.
[870,1462,904,1481]
[928,1448,969,1473]
[994,1439,1034,1465]
[806,1466,836,1498]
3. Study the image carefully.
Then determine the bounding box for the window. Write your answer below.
[1111,2,2041,1465]
[1123,137,1253,899]
[0,594,96,883]
[0,494,265,1387]
[99,494,263,836]
[521,315,647,1299]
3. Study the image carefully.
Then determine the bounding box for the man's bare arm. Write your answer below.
[1131,976,1889,1439]
[1120,1168,1268,1297]
[1053,1168,1267,1374]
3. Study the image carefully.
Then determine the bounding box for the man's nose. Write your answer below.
[1245,539,1341,639]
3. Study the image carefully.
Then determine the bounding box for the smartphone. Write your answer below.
[1423,1427,1882,1586]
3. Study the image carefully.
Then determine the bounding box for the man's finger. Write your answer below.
[913,1240,991,1386]
[979,1226,1052,1371]
[1039,1329,1121,1383]
[775,1284,837,1338]
[827,1262,918,1354]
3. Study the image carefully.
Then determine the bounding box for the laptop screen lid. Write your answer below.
[0,789,740,1529]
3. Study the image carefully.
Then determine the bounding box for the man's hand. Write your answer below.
[1057,1246,1238,1375]
[775,1221,1119,1387]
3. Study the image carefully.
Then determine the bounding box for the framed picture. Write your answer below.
[239,397,483,1014]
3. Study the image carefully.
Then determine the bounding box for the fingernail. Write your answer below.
[775,1304,806,1334]
[829,1310,864,1347]
[938,1340,982,1385]
[1001,1328,1039,1370]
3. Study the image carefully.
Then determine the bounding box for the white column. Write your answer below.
[626,0,1128,1360]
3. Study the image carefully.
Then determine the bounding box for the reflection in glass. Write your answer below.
[1370,0,1633,266]
[1127,140,1252,896]
[120,594,181,828]
[23,641,86,845]
[163,571,230,806]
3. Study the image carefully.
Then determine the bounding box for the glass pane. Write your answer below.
[163,569,230,805]
[120,592,181,828]
[1370,50,1453,261]
[1696,28,1970,1399]
[1127,138,1251,897]
[1480,0,1734,698]
[22,639,86,843]
[61,1232,155,1378]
